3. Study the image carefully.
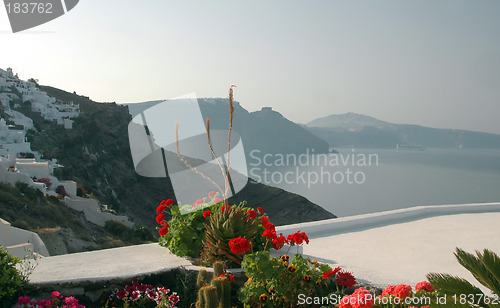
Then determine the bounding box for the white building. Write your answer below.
[15,158,50,178]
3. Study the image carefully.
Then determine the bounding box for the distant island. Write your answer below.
[305,112,500,149]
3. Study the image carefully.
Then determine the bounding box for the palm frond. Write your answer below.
[478,249,500,295]
[427,272,484,297]
[455,248,500,296]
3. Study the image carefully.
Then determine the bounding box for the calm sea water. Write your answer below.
[250,148,500,217]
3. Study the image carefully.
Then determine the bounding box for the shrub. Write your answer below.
[35,177,52,189]
[55,185,67,197]
[0,245,25,307]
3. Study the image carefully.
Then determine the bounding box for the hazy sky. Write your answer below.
[1,1,500,133]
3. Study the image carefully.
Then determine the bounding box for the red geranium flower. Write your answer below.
[322,267,341,280]
[336,271,356,289]
[381,285,395,297]
[257,207,264,214]
[272,235,288,250]
[247,209,257,219]
[213,198,223,204]
[262,229,277,240]
[415,281,434,292]
[340,287,374,308]
[161,199,174,206]
[156,204,166,214]
[259,216,275,231]
[159,223,169,236]
[156,214,165,225]
[221,205,230,213]
[287,230,309,245]
[229,274,235,282]
[203,210,212,218]
[392,284,412,299]
[229,237,251,254]
[208,191,216,199]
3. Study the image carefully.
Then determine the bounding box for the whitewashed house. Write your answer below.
[15,158,50,178]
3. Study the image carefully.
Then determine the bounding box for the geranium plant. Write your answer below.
[106,281,180,308]
[239,251,356,307]
[16,291,85,308]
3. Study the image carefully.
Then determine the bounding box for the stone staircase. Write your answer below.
[0,217,49,258]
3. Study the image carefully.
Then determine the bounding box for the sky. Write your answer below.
[1,0,500,134]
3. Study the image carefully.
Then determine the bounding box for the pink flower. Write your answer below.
[169,294,180,304]
[35,299,53,307]
[213,197,223,204]
[131,290,141,301]
[63,296,79,306]
[194,199,204,205]
[208,191,217,199]
[415,281,434,292]
[18,297,31,305]
[51,291,62,299]
[117,290,128,299]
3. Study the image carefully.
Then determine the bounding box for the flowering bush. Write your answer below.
[156,193,226,258]
[336,281,439,308]
[239,251,356,307]
[55,185,67,197]
[16,291,84,308]
[34,177,52,189]
[107,281,179,308]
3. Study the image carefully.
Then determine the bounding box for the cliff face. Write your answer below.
[30,87,334,231]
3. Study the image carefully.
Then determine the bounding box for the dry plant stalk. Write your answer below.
[175,86,237,206]
[175,120,224,199]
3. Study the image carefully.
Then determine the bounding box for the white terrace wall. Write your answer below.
[0,218,49,258]
[0,166,47,193]
[16,159,50,178]
[276,202,500,238]
[64,197,133,228]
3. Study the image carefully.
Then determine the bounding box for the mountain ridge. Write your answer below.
[305,112,500,149]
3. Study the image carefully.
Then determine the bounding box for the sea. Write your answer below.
[247,148,500,217]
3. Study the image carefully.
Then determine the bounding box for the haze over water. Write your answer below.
[251,148,500,217]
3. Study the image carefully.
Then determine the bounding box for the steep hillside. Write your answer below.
[0,183,152,255]
[129,99,330,156]
[28,87,334,232]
